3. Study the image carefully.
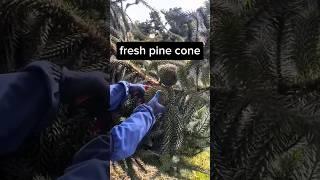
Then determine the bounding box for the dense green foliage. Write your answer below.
[0,0,209,179]
[212,0,320,179]
[111,1,210,178]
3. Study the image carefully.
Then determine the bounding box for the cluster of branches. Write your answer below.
[0,0,115,73]
[212,0,320,179]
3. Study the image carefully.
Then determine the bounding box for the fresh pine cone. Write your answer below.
[158,64,177,87]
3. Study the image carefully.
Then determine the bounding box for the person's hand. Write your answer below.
[146,90,166,119]
[128,83,150,103]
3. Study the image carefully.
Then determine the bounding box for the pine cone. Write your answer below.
[158,64,177,87]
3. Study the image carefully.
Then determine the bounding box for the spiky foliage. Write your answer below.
[109,1,210,178]
[212,0,320,179]
[116,60,210,179]
[0,0,113,72]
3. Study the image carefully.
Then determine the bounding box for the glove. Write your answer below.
[109,81,147,111]
[128,83,146,98]
[128,83,150,104]
[146,90,166,119]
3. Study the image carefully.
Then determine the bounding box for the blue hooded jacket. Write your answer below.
[0,61,156,179]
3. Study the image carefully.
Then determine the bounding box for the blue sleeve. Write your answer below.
[109,81,129,111]
[0,61,154,179]
[0,62,61,155]
[110,104,155,161]
[58,159,110,180]
[60,104,155,179]
[57,135,112,180]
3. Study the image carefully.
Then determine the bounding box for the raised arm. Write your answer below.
[0,61,110,154]
[59,88,165,180]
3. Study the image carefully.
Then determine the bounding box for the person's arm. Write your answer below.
[109,81,129,111]
[58,86,164,180]
[108,87,164,161]
[58,104,155,180]
[0,62,61,154]
[0,60,159,179]
[0,61,110,155]
[104,80,157,160]
[110,104,155,160]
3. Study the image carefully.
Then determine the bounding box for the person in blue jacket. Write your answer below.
[0,61,166,179]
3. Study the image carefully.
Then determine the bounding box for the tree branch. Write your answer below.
[213,77,320,96]
[110,59,160,85]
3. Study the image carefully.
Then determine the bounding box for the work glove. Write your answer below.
[128,83,146,98]
[109,81,148,111]
[128,83,150,104]
[146,90,166,119]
